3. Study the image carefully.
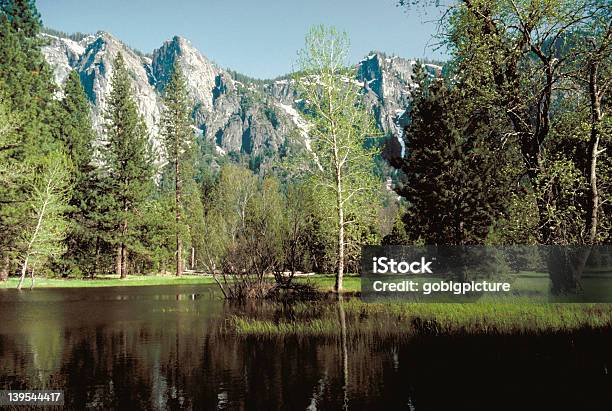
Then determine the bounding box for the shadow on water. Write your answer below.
[0,285,610,410]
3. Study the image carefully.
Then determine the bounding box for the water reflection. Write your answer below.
[0,286,610,410]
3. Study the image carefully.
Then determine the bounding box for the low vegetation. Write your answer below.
[228,300,612,338]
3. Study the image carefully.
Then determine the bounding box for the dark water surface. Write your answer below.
[0,285,610,410]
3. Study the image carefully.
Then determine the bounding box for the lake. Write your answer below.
[0,285,610,410]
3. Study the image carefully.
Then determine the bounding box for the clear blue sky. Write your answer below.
[37,0,446,79]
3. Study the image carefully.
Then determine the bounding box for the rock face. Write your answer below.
[42,31,441,164]
[77,32,162,142]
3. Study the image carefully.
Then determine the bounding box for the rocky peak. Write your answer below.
[73,31,162,144]
[41,33,86,87]
[152,36,221,111]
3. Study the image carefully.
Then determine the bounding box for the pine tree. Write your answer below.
[0,0,60,277]
[159,63,194,276]
[0,0,42,37]
[394,65,513,245]
[57,70,102,276]
[102,53,154,279]
[0,0,56,150]
[0,97,21,280]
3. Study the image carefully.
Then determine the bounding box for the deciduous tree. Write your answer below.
[293,25,381,292]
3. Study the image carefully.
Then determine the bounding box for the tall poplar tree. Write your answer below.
[160,63,193,276]
[102,53,154,279]
[293,25,380,293]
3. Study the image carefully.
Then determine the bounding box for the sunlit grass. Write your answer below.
[229,299,612,337]
[297,274,361,292]
[0,273,357,289]
[0,274,217,288]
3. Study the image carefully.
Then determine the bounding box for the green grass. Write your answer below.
[0,274,217,288]
[298,274,362,292]
[229,300,612,337]
[0,273,355,289]
[229,274,612,336]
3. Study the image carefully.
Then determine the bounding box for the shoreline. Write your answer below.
[0,274,362,290]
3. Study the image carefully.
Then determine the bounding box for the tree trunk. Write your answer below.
[116,245,122,278]
[0,254,9,281]
[175,157,183,276]
[17,256,29,290]
[587,60,602,244]
[29,266,35,290]
[120,244,127,279]
[92,237,100,279]
[176,235,183,276]
[335,169,344,293]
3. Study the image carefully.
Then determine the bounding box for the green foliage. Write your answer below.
[1,0,41,37]
[226,68,269,86]
[201,164,276,297]
[382,211,411,245]
[0,1,56,153]
[18,151,71,279]
[135,195,175,273]
[59,71,95,180]
[0,0,64,278]
[159,63,199,274]
[292,25,384,287]
[55,71,103,276]
[395,65,515,245]
[0,98,26,272]
[101,53,155,276]
[160,64,193,173]
[201,163,330,296]
[397,0,611,249]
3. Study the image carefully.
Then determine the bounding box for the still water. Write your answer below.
[0,285,610,410]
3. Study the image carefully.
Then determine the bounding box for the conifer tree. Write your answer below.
[160,63,194,276]
[102,53,154,279]
[57,70,101,276]
[0,97,21,280]
[0,0,42,37]
[0,0,60,277]
[0,0,56,150]
[394,65,513,245]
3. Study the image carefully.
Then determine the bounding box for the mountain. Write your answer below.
[41,30,442,166]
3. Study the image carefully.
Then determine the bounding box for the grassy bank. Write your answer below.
[0,274,217,288]
[231,274,612,336]
[229,300,612,337]
[0,273,355,289]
